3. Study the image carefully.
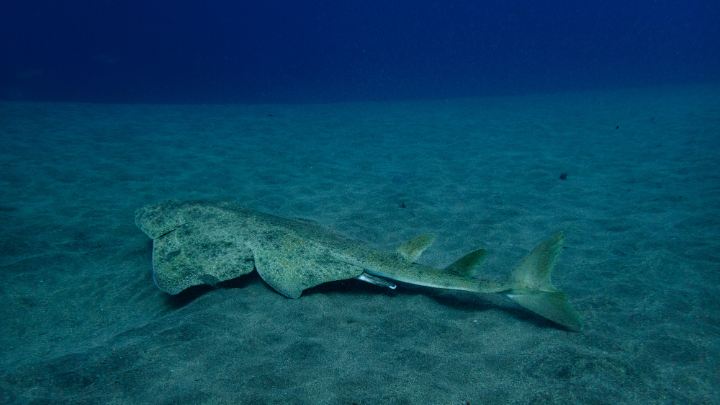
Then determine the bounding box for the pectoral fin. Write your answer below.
[151,221,255,294]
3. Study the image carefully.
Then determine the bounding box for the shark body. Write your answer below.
[135,200,582,331]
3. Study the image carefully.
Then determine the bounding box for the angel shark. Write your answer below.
[135,200,582,331]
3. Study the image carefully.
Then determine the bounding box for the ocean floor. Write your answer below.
[1,84,719,404]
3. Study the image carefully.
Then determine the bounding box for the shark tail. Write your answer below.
[504,232,582,331]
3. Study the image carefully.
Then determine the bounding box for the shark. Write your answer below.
[135,200,582,331]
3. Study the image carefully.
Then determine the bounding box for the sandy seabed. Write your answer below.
[1,84,719,404]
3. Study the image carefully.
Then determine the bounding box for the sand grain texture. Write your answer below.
[1,85,718,404]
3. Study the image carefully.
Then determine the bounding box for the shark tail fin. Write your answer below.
[504,232,582,331]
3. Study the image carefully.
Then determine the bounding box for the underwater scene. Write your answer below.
[1,1,719,404]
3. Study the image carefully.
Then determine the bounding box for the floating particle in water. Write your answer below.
[392,174,405,183]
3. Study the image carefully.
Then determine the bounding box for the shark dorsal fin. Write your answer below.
[443,249,487,278]
[396,234,437,262]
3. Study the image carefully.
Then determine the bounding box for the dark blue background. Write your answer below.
[2,0,718,103]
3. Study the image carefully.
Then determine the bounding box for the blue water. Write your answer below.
[2,0,719,103]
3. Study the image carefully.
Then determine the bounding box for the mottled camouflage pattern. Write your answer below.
[136,200,582,330]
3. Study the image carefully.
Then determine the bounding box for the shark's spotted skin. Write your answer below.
[136,200,582,331]
[136,200,365,297]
